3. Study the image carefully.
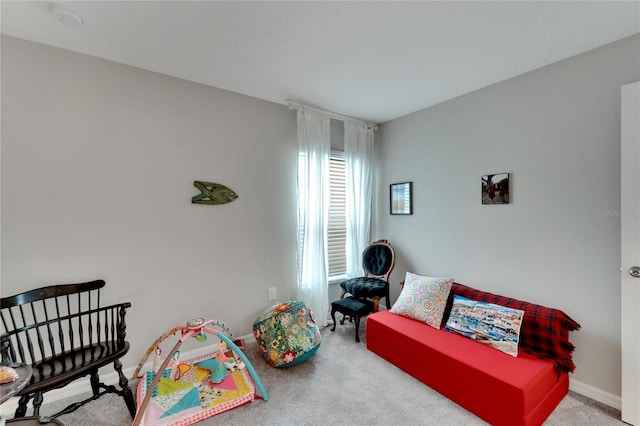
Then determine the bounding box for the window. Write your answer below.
[327,151,346,280]
[297,150,347,281]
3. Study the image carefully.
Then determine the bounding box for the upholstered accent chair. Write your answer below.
[339,239,395,311]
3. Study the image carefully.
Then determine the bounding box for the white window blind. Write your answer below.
[327,151,346,278]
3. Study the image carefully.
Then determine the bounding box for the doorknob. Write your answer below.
[630,266,640,278]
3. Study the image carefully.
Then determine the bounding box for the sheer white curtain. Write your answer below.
[344,121,374,278]
[296,109,331,328]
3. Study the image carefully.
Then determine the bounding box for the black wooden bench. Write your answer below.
[0,280,136,420]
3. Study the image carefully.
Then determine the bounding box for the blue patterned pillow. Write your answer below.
[390,272,453,329]
[444,295,524,357]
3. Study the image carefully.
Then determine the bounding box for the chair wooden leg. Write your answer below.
[32,391,43,417]
[15,394,30,418]
[114,358,137,418]
[373,297,380,312]
[354,315,361,343]
[90,369,100,396]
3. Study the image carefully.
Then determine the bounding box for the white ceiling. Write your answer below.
[2,1,639,123]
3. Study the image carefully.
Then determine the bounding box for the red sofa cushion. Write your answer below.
[367,310,568,425]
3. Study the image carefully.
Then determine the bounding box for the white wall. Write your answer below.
[1,36,298,367]
[3,31,639,406]
[376,34,640,400]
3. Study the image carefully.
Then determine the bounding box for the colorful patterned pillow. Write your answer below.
[444,294,525,357]
[390,272,453,329]
[450,282,580,372]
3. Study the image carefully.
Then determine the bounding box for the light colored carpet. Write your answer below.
[31,321,622,425]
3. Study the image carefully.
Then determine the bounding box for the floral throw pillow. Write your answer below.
[390,272,453,329]
[444,295,525,357]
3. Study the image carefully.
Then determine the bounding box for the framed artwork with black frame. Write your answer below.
[482,173,509,204]
[390,182,413,215]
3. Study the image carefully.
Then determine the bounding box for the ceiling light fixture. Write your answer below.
[49,3,83,28]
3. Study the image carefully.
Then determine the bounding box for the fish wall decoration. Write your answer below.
[192,181,238,205]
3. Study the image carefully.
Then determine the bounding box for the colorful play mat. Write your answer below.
[136,352,257,426]
[132,318,268,426]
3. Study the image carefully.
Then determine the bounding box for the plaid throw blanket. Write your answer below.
[450,282,580,374]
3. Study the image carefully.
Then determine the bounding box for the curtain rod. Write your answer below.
[287,102,379,131]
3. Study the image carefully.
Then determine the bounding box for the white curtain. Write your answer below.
[344,121,374,278]
[296,109,331,328]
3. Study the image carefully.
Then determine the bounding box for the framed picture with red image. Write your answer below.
[482,173,509,204]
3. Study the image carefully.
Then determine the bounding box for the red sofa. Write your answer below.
[366,282,580,426]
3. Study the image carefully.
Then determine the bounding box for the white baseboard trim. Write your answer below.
[569,378,621,410]
[0,334,254,417]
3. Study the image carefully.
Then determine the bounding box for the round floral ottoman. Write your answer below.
[253,300,321,368]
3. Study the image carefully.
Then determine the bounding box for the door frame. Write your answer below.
[621,80,640,425]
